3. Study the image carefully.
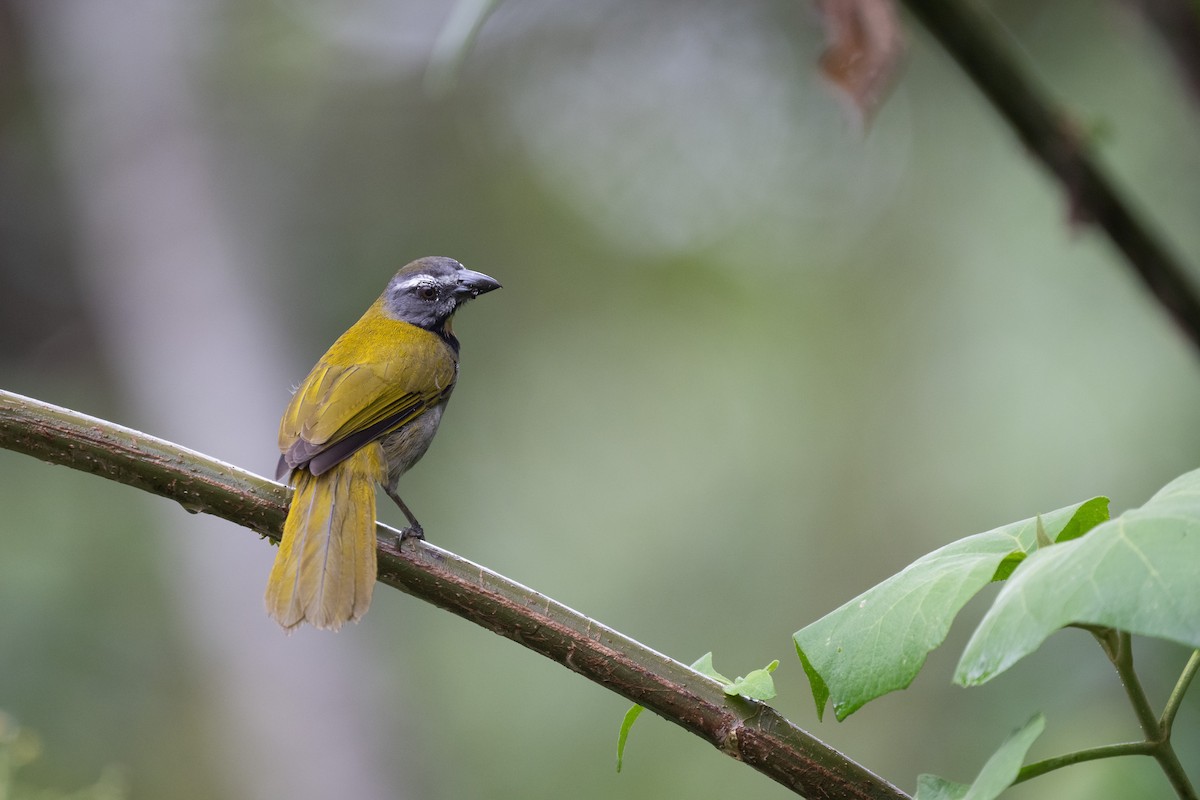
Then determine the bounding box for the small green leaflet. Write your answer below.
[616,652,777,772]
[1034,515,1053,549]
[793,497,1109,721]
[690,652,732,685]
[915,714,1045,800]
[684,651,778,700]
[723,660,780,700]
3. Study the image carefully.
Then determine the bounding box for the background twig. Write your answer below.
[0,389,908,800]
[902,0,1200,354]
[1128,0,1200,110]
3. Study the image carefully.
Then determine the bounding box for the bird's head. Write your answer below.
[381,256,502,332]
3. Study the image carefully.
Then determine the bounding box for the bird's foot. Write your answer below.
[399,524,425,542]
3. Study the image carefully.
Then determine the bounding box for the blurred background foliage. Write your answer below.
[1,0,1198,798]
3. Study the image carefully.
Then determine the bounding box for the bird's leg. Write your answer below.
[383,485,425,541]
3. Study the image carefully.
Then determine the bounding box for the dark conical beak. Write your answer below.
[455,269,502,298]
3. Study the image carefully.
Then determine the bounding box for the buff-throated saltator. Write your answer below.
[265,256,501,631]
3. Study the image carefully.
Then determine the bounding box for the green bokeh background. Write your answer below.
[1,1,1198,799]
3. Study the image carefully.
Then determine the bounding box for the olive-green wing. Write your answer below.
[278,314,456,476]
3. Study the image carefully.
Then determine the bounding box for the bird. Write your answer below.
[265,256,501,631]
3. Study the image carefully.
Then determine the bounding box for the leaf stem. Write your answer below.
[1109,632,1164,739]
[1161,650,1200,738]
[1014,741,1154,784]
[1094,631,1197,799]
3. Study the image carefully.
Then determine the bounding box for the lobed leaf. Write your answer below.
[794,498,1108,720]
[723,660,779,701]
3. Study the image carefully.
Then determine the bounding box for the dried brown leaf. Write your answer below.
[815,0,905,129]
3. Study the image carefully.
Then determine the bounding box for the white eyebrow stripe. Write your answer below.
[394,274,437,289]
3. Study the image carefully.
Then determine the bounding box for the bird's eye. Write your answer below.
[417,284,437,300]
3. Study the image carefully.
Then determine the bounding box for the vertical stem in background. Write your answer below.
[15,2,411,798]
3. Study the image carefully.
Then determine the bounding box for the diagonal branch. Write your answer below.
[901,0,1200,355]
[0,389,907,800]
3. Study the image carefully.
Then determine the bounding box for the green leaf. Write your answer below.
[794,644,829,716]
[616,652,751,771]
[1054,498,1110,543]
[915,775,970,800]
[915,714,1045,800]
[957,469,1200,685]
[723,660,779,700]
[615,704,644,772]
[690,652,733,685]
[794,498,1108,720]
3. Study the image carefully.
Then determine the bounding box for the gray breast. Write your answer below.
[379,400,448,488]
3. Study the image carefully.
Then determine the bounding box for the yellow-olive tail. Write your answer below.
[265,443,386,631]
